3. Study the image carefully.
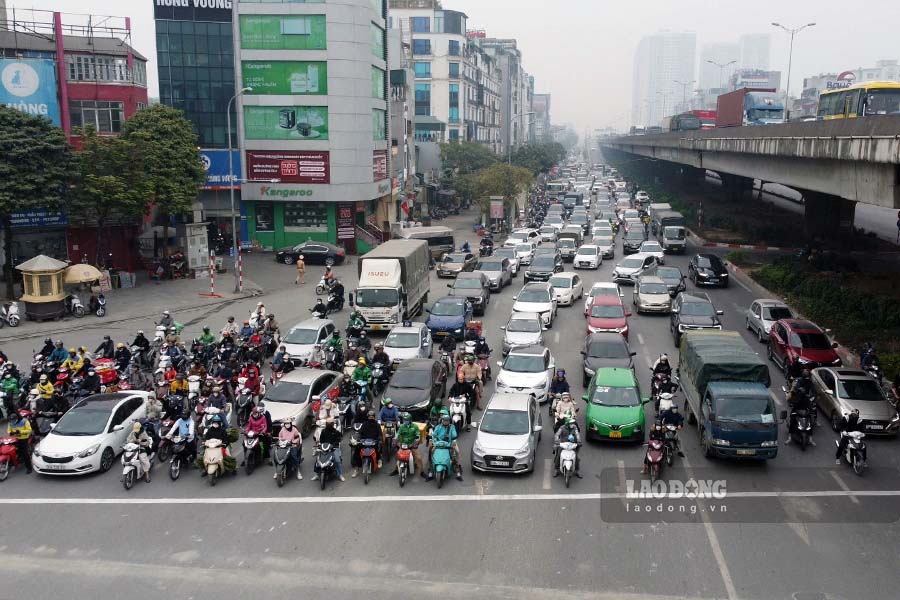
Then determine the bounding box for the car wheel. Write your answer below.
[782,359,791,379]
[325,257,335,267]
[99,447,115,472]
[831,411,841,432]
[282,255,296,265]
[758,327,766,343]
[745,318,751,331]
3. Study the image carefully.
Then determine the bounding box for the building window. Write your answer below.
[372,109,387,140]
[449,129,459,141]
[448,40,460,56]
[412,39,431,55]
[410,17,430,33]
[284,202,327,231]
[372,67,385,99]
[136,102,147,111]
[413,62,431,78]
[66,54,145,85]
[414,83,431,116]
[371,23,385,58]
[255,203,275,232]
[448,62,459,78]
[69,100,124,133]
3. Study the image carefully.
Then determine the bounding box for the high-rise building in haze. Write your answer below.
[699,43,739,91]
[739,34,770,71]
[632,31,696,127]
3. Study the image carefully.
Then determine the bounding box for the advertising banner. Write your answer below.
[246,150,330,184]
[199,149,240,189]
[490,197,504,219]
[243,105,328,140]
[336,202,355,240]
[372,150,388,182]
[240,15,326,50]
[10,208,67,229]
[242,61,327,95]
[0,59,60,125]
[154,0,233,22]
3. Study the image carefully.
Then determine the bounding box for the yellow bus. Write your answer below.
[816,81,900,120]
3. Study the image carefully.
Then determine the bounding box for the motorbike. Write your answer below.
[314,442,338,490]
[836,431,867,476]
[167,435,193,481]
[202,438,231,486]
[89,294,107,318]
[0,301,21,327]
[476,352,492,382]
[326,291,343,314]
[242,430,266,476]
[359,438,379,484]
[65,294,86,318]
[309,307,327,320]
[645,439,665,483]
[396,440,418,488]
[235,386,254,427]
[0,435,26,481]
[449,395,468,432]
[121,442,153,490]
[381,420,398,463]
[430,439,457,489]
[663,425,679,466]
[272,438,296,488]
[324,348,343,372]
[788,407,814,450]
[862,362,883,386]
[370,362,389,396]
[439,350,454,375]
[651,372,672,411]
[479,244,493,257]
[557,440,579,488]
[315,277,336,296]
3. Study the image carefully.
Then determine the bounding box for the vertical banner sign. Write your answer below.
[337,203,355,240]
[373,150,388,182]
[0,59,61,125]
[490,197,504,219]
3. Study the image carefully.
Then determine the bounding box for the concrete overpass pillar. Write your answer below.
[804,192,856,239]
[720,173,754,201]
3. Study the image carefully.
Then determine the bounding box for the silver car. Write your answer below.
[501,311,545,355]
[811,367,900,435]
[492,247,520,276]
[745,299,794,343]
[632,276,672,314]
[515,242,536,266]
[383,323,432,365]
[475,258,512,291]
[471,392,543,474]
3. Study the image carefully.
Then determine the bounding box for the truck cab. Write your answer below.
[696,382,782,459]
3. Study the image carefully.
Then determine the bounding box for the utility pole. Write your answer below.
[772,21,816,120]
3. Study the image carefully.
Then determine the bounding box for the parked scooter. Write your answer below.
[314,442,338,490]
[0,302,21,327]
[89,294,107,318]
[121,442,153,490]
[836,431,867,476]
[65,294,86,318]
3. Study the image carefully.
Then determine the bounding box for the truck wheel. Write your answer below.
[700,427,713,458]
[685,400,697,425]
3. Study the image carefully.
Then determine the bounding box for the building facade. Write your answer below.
[477,37,532,155]
[631,31,696,127]
[739,34,770,72]
[236,0,390,253]
[463,39,501,153]
[388,27,415,221]
[532,92,550,142]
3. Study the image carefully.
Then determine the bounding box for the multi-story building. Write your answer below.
[235,0,391,254]
[464,39,501,153]
[388,27,415,220]
[532,92,550,142]
[477,37,532,155]
[631,31,696,127]
[739,34,770,72]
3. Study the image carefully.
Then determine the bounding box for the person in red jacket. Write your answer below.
[242,404,271,466]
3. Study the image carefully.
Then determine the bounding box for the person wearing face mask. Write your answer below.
[277,417,303,480]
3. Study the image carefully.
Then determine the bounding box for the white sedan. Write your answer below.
[32,392,150,476]
[549,272,584,307]
[573,244,601,269]
[638,240,666,264]
[584,281,624,316]
[515,242,536,266]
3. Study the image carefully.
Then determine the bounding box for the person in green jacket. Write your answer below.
[351,357,371,385]
[198,326,216,346]
[390,412,424,476]
[2,372,20,398]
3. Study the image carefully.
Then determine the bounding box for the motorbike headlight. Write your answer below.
[711,438,731,446]
[78,443,101,458]
[454,328,462,334]
[760,440,778,447]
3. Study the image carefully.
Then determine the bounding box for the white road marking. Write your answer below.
[636,333,645,345]
[733,276,752,293]
[542,458,553,490]
[644,356,653,369]
[553,331,560,344]
[830,471,861,505]
[616,460,626,491]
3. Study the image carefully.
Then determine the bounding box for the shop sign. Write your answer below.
[10,208,67,229]
[489,196,504,219]
[0,59,60,125]
[337,202,355,240]
[373,150,388,182]
[243,106,328,140]
[199,149,240,190]
[258,186,314,198]
[247,150,329,184]
[153,0,233,22]
[242,61,328,96]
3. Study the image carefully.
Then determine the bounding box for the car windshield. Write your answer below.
[264,382,312,405]
[640,283,669,295]
[558,239,575,248]
[431,301,464,317]
[443,254,467,264]
[789,332,832,349]
[390,369,431,389]
[502,354,546,373]
[587,339,630,358]
[494,249,515,259]
[530,258,557,269]
[385,332,420,348]
[477,262,501,271]
[619,258,644,269]
[656,267,682,280]
[53,407,110,436]
[355,288,399,308]
[577,247,598,256]
[518,289,550,303]
[454,278,484,289]
[516,244,532,253]
[540,227,555,235]
[590,385,640,407]
[763,306,793,320]
[283,328,319,345]
[680,301,716,317]
[591,286,619,297]
[507,318,541,333]
[837,379,884,401]
[480,409,530,435]
[697,256,722,269]
[664,227,685,240]
[642,243,662,252]
[595,237,614,246]
[545,216,563,225]
[591,304,625,318]
[549,276,572,289]
[625,232,645,241]
[714,396,774,423]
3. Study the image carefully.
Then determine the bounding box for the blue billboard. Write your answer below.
[199,149,241,190]
[0,59,61,126]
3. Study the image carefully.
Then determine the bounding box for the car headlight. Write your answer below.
[514,443,531,458]
[32,445,41,458]
[797,357,812,364]
[410,398,431,409]
[473,440,486,455]
[614,327,626,333]
[496,379,509,389]
[760,440,778,447]
[712,438,731,446]
[584,367,595,375]
[890,413,899,423]
[78,443,101,458]
[454,328,462,333]
[697,270,709,278]
[389,314,398,323]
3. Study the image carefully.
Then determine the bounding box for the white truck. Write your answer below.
[350,239,430,332]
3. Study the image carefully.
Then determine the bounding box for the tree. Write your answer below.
[509,142,567,174]
[0,107,73,298]
[475,164,533,222]
[72,129,151,264]
[440,141,498,175]
[121,104,205,255]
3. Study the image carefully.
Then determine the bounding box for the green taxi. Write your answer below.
[582,367,649,442]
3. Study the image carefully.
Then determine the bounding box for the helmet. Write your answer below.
[382,397,393,406]
[801,368,811,378]
[325,416,334,425]
[252,404,262,414]
[670,404,678,413]
[137,330,144,335]
[660,354,669,362]
[257,302,263,307]
[44,337,52,345]
[556,369,566,378]
[298,254,304,260]
[439,408,450,418]
[55,340,63,347]
[465,355,475,363]
[103,335,110,341]
[181,408,191,420]
[210,415,222,424]
[374,343,383,350]
[282,417,292,426]
[283,353,292,361]
[360,331,367,338]
[68,348,76,353]
[357,400,367,410]
[358,357,367,366]
[561,391,571,400]
[39,374,47,382]
[116,342,125,349]
[566,418,576,430]
[228,316,235,322]
[402,412,412,423]
[257,401,266,411]
[87,369,96,376]
[176,373,185,380]
[163,310,170,316]
[331,331,340,338]
[132,422,142,433]
[367,410,376,419]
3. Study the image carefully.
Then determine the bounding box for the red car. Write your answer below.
[587,295,631,340]
[767,319,841,377]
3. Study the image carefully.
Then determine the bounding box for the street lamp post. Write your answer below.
[673,79,696,111]
[706,60,736,91]
[772,22,816,120]
[226,86,252,293]
[507,111,535,165]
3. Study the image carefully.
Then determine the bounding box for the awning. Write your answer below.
[414,115,445,132]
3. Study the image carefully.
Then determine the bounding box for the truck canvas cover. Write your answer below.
[358,259,402,288]
[679,331,770,399]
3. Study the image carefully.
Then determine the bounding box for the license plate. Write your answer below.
[42,464,66,470]
[608,431,622,438]
[371,324,382,330]
[867,424,883,430]
[490,460,510,467]
[434,331,447,337]
[736,449,756,456]
[709,279,719,283]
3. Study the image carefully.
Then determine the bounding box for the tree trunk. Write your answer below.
[3,216,13,300]
[95,216,105,266]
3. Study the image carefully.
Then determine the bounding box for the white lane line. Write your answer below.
[733,275,752,293]
[553,331,560,344]
[0,489,896,505]
[616,459,626,492]
[830,471,861,505]
[542,458,552,490]
[636,333,645,345]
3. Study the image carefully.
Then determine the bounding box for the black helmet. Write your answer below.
[181,408,191,420]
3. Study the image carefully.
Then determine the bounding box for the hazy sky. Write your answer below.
[9,0,900,132]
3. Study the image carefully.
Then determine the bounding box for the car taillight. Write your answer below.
[337,250,345,256]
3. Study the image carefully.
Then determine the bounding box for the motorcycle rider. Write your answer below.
[378,397,400,425]
[95,335,115,359]
[357,331,372,355]
[835,408,865,465]
[641,422,666,474]
[312,417,345,482]
[202,415,229,476]
[331,280,345,310]
[550,369,570,397]
[390,411,424,477]
[351,357,371,386]
[786,369,816,445]
[652,354,672,377]
[310,298,327,317]
[165,407,197,464]
[272,344,288,369]
[199,326,216,347]
[473,336,491,361]
[371,343,390,368]
[272,354,295,379]
[82,368,102,395]
[438,334,457,359]
[36,374,54,401]
[145,395,163,441]
[221,316,239,340]
[352,410,384,477]
[307,344,325,367]
[170,373,189,396]
[61,348,84,375]
[7,409,33,474]
[165,326,180,347]
[114,343,132,372]
[159,310,175,329]
[659,404,686,457]
[347,310,367,338]
[243,403,271,466]
[447,373,476,422]
[553,391,578,431]
[324,331,344,355]
[39,337,55,358]
[458,355,482,410]
[427,410,462,481]
[552,418,583,478]
[131,331,151,353]
[238,320,254,340]
[460,241,471,254]
[126,422,153,482]
[276,417,303,480]
[48,340,69,366]
[188,359,207,380]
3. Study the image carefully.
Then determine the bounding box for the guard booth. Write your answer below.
[15,254,68,321]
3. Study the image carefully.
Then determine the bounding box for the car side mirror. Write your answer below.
[827,389,834,396]
[447,284,452,288]
[512,295,518,300]
[348,293,354,307]
[716,310,724,316]
[425,307,431,313]
[582,393,589,402]
[630,351,637,357]
[832,342,838,349]
[641,397,650,405]
[113,424,124,432]
[471,420,479,428]
[580,350,586,356]
[625,310,632,317]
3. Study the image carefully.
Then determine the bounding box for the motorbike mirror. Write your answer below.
[832,342,838,349]
[533,424,543,433]
[641,397,651,405]
[781,386,787,393]
[499,326,506,330]
[49,422,57,430]
[779,410,788,421]
[447,284,452,288]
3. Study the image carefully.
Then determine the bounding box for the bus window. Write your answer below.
[864,89,900,115]
[844,89,861,117]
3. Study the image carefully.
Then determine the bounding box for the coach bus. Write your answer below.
[816,81,900,120]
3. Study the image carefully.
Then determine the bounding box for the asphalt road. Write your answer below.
[0,206,898,600]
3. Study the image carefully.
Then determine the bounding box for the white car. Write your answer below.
[501,311,545,355]
[584,281,624,316]
[549,272,584,307]
[494,344,556,404]
[538,226,558,243]
[636,191,650,202]
[32,392,150,476]
[282,318,336,363]
[262,368,344,432]
[504,228,540,248]
[383,323,433,362]
[492,247,520,276]
[592,224,613,238]
[623,209,640,221]
[543,215,565,230]
[515,242,537,266]
[612,253,657,284]
[512,282,558,328]
[638,240,666,264]
[574,244,601,269]
[745,299,794,343]
[593,235,615,259]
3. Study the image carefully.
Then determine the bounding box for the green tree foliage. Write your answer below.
[476,163,533,217]
[72,128,151,263]
[0,107,73,298]
[509,142,567,174]
[440,141,498,175]
[121,104,205,254]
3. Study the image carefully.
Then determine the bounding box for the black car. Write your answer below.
[276,241,346,266]
[524,255,562,282]
[622,229,646,254]
[448,272,491,316]
[581,332,637,386]
[688,254,729,287]
[645,265,687,296]
[670,292,724,346]
[383,358,448,419]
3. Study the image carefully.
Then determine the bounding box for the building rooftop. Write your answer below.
[0,31,146,61]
